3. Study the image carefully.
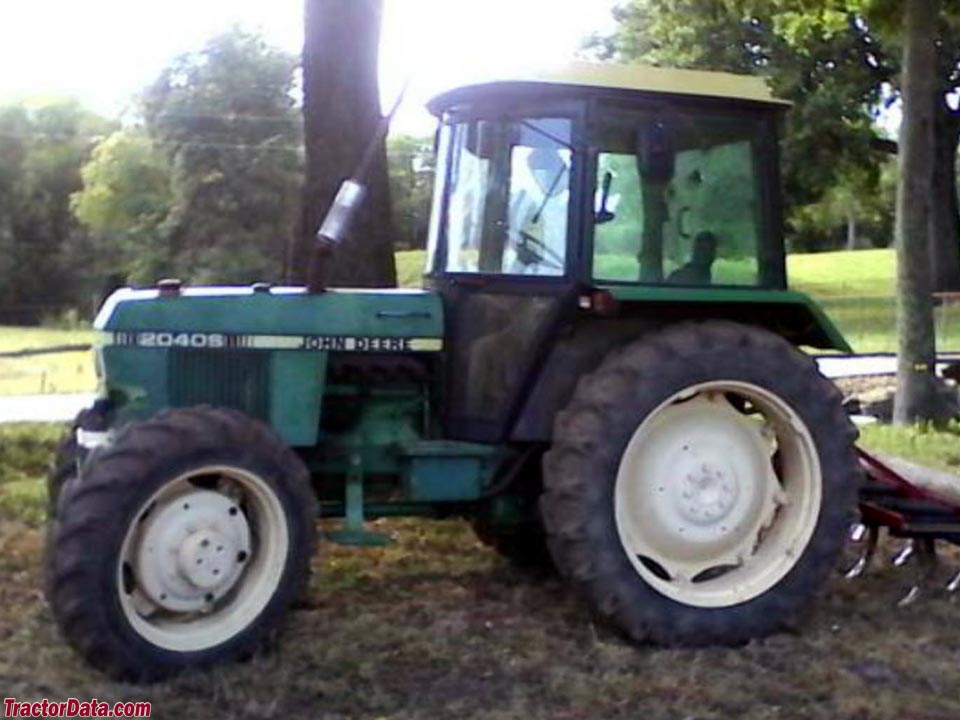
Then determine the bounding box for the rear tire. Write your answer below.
[48,407,316,681]
[540,321,859,646]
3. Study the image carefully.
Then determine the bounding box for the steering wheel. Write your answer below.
[517,229,564,270]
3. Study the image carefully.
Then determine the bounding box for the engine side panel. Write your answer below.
[93,287,444,446]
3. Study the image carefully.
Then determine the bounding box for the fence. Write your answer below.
[0,310,96,395]
[817,295,960,354]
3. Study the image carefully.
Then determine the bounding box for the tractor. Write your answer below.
[46,62,866,681]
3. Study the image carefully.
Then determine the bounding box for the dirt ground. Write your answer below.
[2,516,960,720]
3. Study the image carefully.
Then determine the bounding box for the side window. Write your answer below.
[445,123,490,273]
[591,111,765,287]
[442,118,571,276]
[593,154,644,281]
[666,140,760,286]
[505,143,571,276]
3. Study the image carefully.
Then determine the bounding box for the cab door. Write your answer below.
[427,113,582,443]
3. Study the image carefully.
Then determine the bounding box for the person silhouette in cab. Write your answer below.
[667,231,718,285]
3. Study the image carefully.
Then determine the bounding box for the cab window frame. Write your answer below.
[427,98,588,286]
[581,95,787,291]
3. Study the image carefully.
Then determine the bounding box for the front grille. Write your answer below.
[168,349,268,419]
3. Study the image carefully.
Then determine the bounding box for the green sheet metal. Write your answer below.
[93,286,444,445]
[598,285,852,353]
[95,287,443,338]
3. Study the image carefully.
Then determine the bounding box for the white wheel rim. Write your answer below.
[614,380,821,608]
[117,465,289,652]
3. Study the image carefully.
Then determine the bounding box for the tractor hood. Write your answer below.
[94,286,445,351]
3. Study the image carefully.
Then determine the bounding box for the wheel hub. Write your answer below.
[674,459,740,527]
[634,395,774,554]
[135,490,251,612]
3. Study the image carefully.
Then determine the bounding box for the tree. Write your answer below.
[293,0,397,288]
[893,0,939,422]
[387,134,434,250]
[927,13,960,290]
[142,28,302,285]
[0,100,113,320]
[789,161,896,251]
[72,130,173,284]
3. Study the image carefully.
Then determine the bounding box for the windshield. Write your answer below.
[592,108,771,287]
[440,117,572,277]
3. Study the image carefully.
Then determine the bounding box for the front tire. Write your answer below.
[48,407,316,681]
[540,322,859,646]
[43,405,107,601]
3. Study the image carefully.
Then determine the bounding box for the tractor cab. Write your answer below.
[422,63,797,442]
[424,62,789,289]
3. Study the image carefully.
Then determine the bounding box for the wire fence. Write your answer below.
[0,306,96,395]
[817,295,960,354]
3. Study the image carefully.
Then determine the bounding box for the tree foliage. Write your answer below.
[0,100,114,321]
[71,130,173,283]
[387,134,434,250]
[71,29,303,291]
[141,29,302,284]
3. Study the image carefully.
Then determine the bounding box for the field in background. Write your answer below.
[1,420,959,719]
[0,327,95,395]
[0,248,939,395]
[789,249,922,354]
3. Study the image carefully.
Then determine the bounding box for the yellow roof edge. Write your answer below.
[429,61,791,110]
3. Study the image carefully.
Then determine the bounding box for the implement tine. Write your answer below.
[892,540,915,568]
[897,538,937,608]
[845,525,879,580]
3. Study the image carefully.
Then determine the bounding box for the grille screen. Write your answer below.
[168,349,269,419]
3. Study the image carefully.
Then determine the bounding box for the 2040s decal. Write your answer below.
[104,331,442,353]
[136,332,225,348]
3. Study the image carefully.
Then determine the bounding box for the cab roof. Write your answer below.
[427,62,789,115]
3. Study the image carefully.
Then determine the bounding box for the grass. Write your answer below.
[788,248,897,298]
[396,249,426,288]
[786,248,960,353]
[859,421,960,473]
[0,327,95,396]
[3,420,960,718]
[0,424,60,525]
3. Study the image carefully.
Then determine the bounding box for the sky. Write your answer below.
[0,0,617,135]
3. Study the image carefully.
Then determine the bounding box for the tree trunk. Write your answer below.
[846,208,858,250]
[894,0,939,424]
[929,101,960,291]
[290,0,397,288]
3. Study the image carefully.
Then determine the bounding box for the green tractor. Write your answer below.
[47,63,859,681]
